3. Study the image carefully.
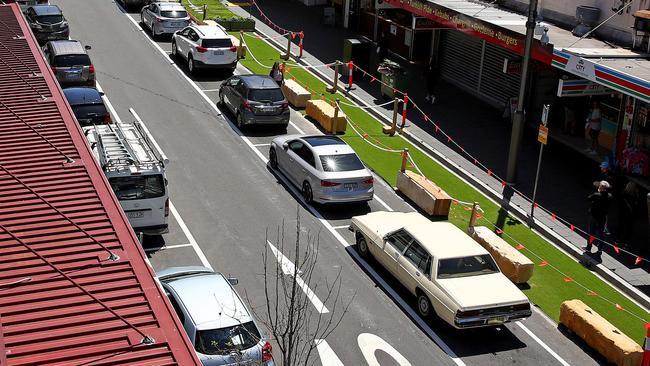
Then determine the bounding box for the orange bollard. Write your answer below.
[643,323,650,366]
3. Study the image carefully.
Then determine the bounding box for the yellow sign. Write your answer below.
[538,125,549,145]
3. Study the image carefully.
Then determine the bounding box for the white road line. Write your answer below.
[267,240,330,314]
[315,339,345,366]
[517,322,571,366]
[96,82,123,123]
[289,120,305,134]
[121,13,462,364]
[144,243,193,252]
[253,143,271,147]
[331,225,349,230]
[201,89,220,92]
[373,194,394,212]
[169,201,213,271]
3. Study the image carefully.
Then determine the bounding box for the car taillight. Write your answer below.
[229,45,237,52]
[164,198,169,217]
[362,177,374,185]
[262,341,272,362]
[103,114,112,124]
[155,17,162,23]
[321,180,340,187]
[281,102,289,111]
[51,65,57,73]
[196,46,208,53]
[243,100,253,112]
[89,64,95,74]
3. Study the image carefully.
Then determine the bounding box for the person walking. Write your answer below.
[424,60,438,104]
[584,180,612,254]
[585,100,602,154]
[270,62,284,85]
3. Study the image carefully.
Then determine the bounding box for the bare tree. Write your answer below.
[249,212,353,366]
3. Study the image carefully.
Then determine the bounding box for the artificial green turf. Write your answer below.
[186,2,649,343]
[180,0,241,19]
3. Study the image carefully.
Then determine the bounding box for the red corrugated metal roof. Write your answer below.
[0,4,201,365]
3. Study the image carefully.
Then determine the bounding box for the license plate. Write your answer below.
[213,50,224,55]
[126,211,145,219]
[487,316,507,325]
[170,22,183,27]
[344,183,358,190]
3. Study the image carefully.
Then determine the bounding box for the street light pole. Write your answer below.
[506,0,538,184]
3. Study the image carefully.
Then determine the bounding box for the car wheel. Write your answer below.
[236,112,244,129]
[171,40,177,57]
[188,55,195,74]
[302,181,313,204]
[356,235,370,258]
[269,148,278,169]
[140,14,145,28]
[417,291,433,319]
[217,91,224,107]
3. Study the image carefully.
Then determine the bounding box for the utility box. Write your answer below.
[342,38,371,76]
[377,59,405,99]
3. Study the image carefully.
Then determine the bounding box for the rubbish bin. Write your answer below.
[377,59,405,99]
[342,38,371,76]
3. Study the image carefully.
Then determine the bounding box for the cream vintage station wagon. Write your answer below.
[350,211,532,329]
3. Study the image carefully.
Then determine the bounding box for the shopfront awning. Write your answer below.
[384,0,650,103]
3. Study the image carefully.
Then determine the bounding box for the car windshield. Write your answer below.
[71,104,107,120]
[54,54,91,67]
[201,38,232,48]
[248,88,284,102]
[195,321,261,355]
[437,255,499,279]
[36,15,63,24]
[160,10,187,18]
[320,154,365,172]
[108,174,165,200]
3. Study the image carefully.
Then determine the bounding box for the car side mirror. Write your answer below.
[84,45,92,51]
[282,142,289,150]
[227,277,239,286]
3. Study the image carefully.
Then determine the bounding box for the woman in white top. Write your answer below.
[586,100,602,154]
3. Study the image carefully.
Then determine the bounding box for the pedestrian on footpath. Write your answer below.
[584,180,612,254]
[270,62,283,85]
[424,59,438,104]
[585,100,602,154]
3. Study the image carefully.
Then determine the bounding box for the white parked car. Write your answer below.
[269,135,374,204]
[350,211,532,329]
[141,2,190,37]
[172,24,238,75]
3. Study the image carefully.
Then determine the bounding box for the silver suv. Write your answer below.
[157,267,274,366]
[43,40,95,87]
[219,75,290,129]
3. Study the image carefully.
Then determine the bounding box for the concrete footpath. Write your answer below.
[227,0,650,307]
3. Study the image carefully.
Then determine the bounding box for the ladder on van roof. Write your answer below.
[94,123,136,170]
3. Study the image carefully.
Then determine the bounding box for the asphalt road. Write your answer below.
[52,0,606,365]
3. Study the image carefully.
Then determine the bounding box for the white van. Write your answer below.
[84,108,169,235]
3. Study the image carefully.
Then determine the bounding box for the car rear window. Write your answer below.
[248,88,284,102]
[195,321,261,355]
[160,10,187,18]
[71,104,108,120]
[36,15,63,24]
[108,174,165,200]
[201,38,233,48]
[320,154,365,172]
[437,255,499,279]
[54,54,91,67]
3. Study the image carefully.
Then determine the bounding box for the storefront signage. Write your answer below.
[557,79,614,97]
[382,0,553,64]
[564,54,596,81]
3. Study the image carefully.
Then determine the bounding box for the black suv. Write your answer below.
[63,87,111,126]
[218,75,290,129]
[25,5,69,44]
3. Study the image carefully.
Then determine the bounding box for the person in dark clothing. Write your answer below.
[424,60,438,104]
[584,180,612,254]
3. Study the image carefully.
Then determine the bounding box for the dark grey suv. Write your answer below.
[219,75,290,129]
[25,5,69,44]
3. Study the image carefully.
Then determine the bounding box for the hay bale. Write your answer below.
[305,99,346,133]
[560,300,643,366]
[396,170,451,216]
[282,79,311,108]
[468,226,534,283]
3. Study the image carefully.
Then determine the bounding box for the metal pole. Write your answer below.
[530,143,544,218]
[506,0,538,184]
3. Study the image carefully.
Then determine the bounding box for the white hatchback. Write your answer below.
[172,24,238,74]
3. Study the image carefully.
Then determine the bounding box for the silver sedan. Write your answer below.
[141,2,190,37]
[270,135,374,204]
